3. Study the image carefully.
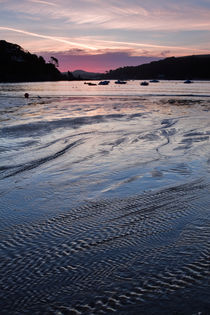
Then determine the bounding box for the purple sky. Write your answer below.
[40,51,161,73]
[0,0,210,72]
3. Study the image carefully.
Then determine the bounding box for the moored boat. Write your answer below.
[140,81,149,86]
[184,80,193,84]
[98,80,110,85]
[115,80,127,84]
[149,79,159,83]
[87,82,97,86]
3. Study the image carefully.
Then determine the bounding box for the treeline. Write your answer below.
[104,55,210,80]
[0,40,74,82]
[1,40,210,82]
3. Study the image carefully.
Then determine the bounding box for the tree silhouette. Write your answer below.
[50,56,59,68]
[0,40,63,82]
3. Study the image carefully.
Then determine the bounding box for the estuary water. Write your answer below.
[0,80,210,314]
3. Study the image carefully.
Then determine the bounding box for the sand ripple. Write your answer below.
[0,179,209,314]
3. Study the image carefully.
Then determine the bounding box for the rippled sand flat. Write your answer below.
[0,81,210,314]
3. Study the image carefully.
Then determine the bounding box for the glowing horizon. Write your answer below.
[0,0,210,72]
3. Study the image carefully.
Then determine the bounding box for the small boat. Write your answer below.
[87,82,97,86]
[140,81,149,86]
[115,80,127,84]
[184,80,193,84]
[149,79,159,83]
[98,80,110,85]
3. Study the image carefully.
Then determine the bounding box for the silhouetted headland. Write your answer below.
[0,40,75,83]
[1,40,210,82]
[104,55,210,80]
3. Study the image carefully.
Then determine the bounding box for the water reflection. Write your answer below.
[0,81,210,314]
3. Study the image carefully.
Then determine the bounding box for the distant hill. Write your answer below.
[0,40,68,82]
[72,70,103,79]
[2,41,209,82]
[104,55,210,80]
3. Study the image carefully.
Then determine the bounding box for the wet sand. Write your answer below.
[0,81,210,314]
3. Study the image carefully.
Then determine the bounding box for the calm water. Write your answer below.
[0,80,210,314]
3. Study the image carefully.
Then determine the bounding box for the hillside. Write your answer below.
[104,55,210,80]
[0,40,64,82]
[72,70,102,79]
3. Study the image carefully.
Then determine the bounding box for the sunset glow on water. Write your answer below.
[1,0,210,312]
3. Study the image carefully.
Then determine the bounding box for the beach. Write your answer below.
[0,80,210,314]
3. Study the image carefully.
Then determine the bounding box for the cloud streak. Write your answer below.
[0,26,97,50]
[1,26,209,56]
[1,0,210,31]
[0,0,210,71]
[29,0,57,6]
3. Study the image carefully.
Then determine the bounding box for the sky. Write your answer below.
[0,0,210,72]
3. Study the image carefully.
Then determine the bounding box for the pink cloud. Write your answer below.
[39,51,161,73]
